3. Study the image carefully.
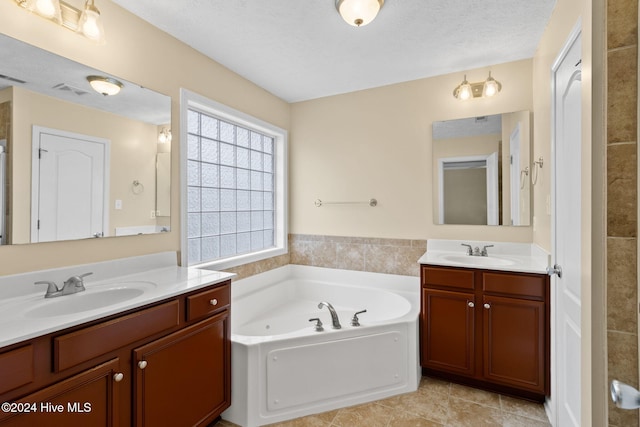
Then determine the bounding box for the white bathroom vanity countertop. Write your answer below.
[0,252,235,348]
[418,239,550,275]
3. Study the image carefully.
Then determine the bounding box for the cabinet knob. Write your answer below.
[467,301,475,308]
[138,360,148,370]
[484,303,491,309]
[210,298,218,306]
[113,372,124,382]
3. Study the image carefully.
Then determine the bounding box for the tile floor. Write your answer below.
[216,376,551,427]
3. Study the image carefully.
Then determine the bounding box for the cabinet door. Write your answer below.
[0,358,120,427]
[482,295,545,393]
[133,311,230,427]
[422,288,475,376]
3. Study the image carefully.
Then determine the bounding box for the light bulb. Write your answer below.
[35,0,56,18]
[482,72,501,98]
[456,76,472,100]
[78,0,105,43]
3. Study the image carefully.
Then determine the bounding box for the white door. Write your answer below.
[31,127,109,242]
[551,27,582,427]
[509,124,521,225]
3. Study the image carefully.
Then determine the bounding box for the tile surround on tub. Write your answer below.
[289,234,427,277]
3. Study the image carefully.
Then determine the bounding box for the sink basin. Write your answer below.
[24,281,156,318]
[441,255,516,267]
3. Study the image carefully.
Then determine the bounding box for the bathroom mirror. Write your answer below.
[432,111,531,226]
[0,33,171,244]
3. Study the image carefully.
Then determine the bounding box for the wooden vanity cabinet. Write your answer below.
[0,280,231,427]
[420,265,549,400]
[133,311,230,426]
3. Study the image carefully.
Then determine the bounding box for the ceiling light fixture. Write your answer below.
[158,128,172,144]
[14,0,106,44]
[87,75,123,96]
[453,72,502,100]
[336,0,384,27]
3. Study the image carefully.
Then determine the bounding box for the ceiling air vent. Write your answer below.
[0,74,27,84]
[52,83,90,96]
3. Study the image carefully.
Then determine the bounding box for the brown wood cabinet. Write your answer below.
[0,280,231,427]
[420,265,549,400]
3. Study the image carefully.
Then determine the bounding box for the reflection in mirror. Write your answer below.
[0,33,171,244]
[432,111,531,226]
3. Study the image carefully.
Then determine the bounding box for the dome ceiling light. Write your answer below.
[335,0,384,27]
[87,75,123,96]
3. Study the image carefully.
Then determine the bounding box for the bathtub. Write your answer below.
[219,264,420,427]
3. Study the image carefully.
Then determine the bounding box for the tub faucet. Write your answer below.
[318,301,341,329]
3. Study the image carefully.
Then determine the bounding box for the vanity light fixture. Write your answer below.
[21,0,62,21]
[158,128,172,144]
[87,75,123,96]
[453,75,473,101]
[78,0,105,43]
[14,0,106,44]
[453,72,502,100]
[336,0,384,27]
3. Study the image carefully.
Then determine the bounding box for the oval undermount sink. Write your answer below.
[441,255,516,267]
[24,281,156,318]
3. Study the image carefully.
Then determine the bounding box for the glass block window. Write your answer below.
[186,108,277,265]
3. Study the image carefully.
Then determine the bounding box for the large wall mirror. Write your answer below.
[432,110,531,226]
[0,33,171,245]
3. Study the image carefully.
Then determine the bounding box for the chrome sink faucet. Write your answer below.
[35,272,93,298]
[461,243,494,257]
[318,301,342,329]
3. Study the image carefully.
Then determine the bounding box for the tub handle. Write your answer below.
[309,318,324,332]
[351,309,367,327]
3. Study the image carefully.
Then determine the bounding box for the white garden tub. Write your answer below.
[219,265,420,427]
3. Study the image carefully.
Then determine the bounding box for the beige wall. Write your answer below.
[0,0,290,275]
[531,0,601,424]
[290,59,533,242]
[502,110,531,226]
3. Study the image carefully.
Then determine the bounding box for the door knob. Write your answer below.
[138,360,148,370]
[547,264,563,278]
[113,372,124,382]
[467,301,475,308]
[483,303,491,309]
[611,380,640,409]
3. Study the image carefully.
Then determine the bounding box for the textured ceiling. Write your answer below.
[111,0,557,103]
[0,34,171,124]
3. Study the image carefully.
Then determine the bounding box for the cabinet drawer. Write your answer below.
[421,266,475,290]
[54,300,180,372]
[186,282,230,321]
[483,272,546,299]
[0,345,34,395]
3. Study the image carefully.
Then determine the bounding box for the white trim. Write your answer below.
[30,125,110,242]
[179,89,288,268]
[547,18,582,427]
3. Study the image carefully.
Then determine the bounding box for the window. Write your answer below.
[180,90,287,268]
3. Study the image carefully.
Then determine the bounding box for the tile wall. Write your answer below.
[224,234,427,281]
[289,234,426,277]
[607,0,638,425]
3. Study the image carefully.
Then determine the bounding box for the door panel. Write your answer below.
[422,288,475,375]
[553,27,582,427]
[32,127,108,242]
